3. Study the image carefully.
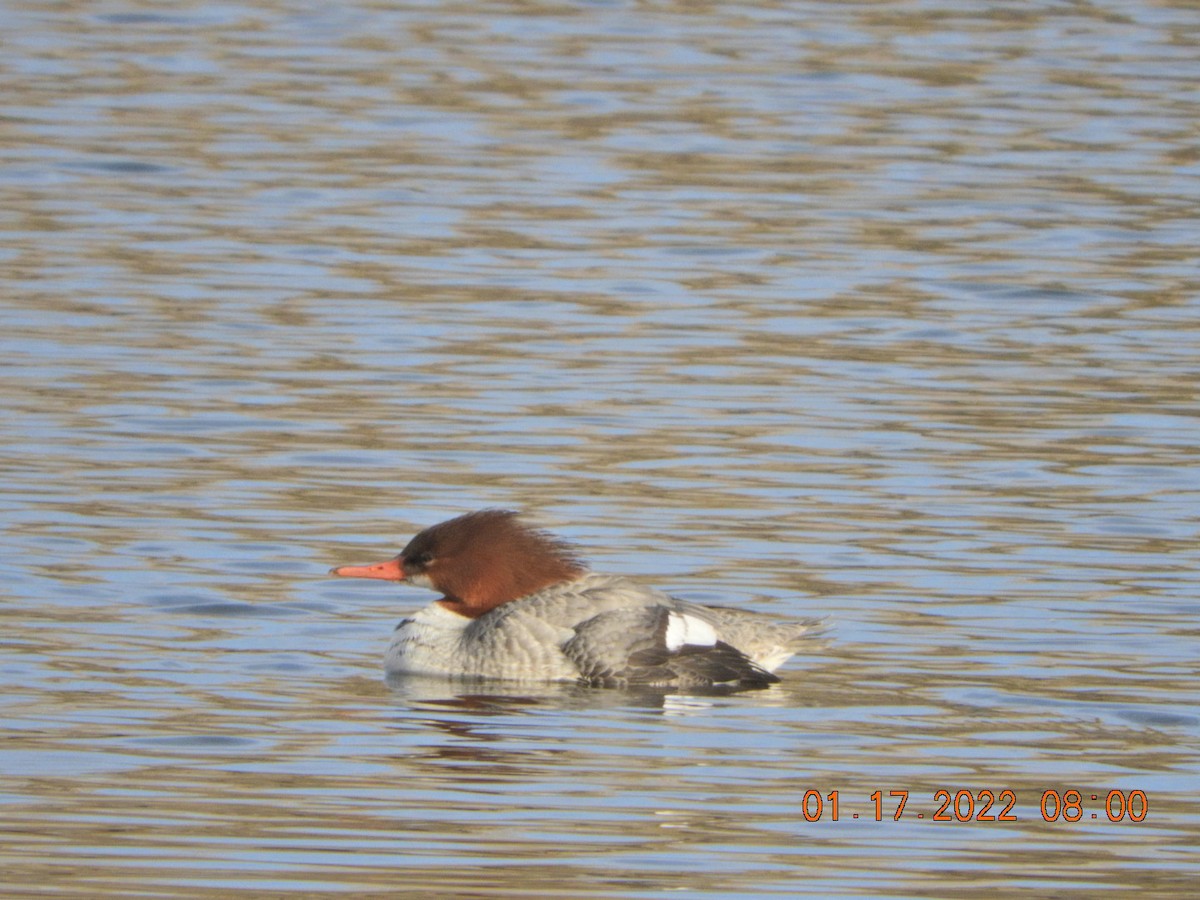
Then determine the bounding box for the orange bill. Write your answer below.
[329,556,405,581]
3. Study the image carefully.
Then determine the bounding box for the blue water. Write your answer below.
[2,0,1197,896]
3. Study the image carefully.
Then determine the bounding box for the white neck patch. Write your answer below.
[407,571,435,590]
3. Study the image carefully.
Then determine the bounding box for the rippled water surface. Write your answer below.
[3,1,1198,896]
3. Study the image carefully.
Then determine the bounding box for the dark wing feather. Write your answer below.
[562,606,779,689]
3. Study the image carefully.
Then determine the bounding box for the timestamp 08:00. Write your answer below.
[799,789,1148,823]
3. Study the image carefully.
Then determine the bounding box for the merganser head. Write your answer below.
[329,509,587,617]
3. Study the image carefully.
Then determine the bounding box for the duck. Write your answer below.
[329,509,822,689]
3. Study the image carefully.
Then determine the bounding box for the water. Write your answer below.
[2,0,1198,896]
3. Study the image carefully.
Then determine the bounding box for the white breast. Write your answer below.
[384,603,474,676]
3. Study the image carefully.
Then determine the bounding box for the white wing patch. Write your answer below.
[664,611,718,652]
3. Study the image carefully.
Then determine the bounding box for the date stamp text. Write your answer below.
[798,789,1148,822]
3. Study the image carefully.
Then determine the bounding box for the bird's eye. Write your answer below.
[410,551,434,568]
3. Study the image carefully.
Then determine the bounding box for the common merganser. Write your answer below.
[330,509,822,689]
